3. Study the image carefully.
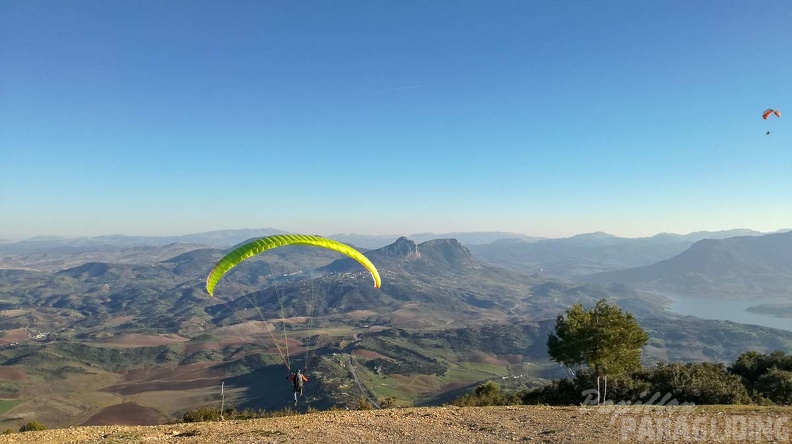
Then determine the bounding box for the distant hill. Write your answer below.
[585,231,792,300]
[0,242,212,272]
[407,232,544,246]
[295,232,544,250]
[324,237,479,274]
[647,228,767,243]
[2,228,772,256]
[467,229,769,279]
[0,228,290,254]
[0,230,541,253]
[213,237,559,328]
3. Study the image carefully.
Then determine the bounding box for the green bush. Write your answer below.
[521,378,580,405]
[379,397,397,408]
[568,368,653,405]
[731,351,792,405]
[453,381,521,407]
[649,362,751,405]
[755,367,792,405]
[522,362,752,406]
[19,421,46,432]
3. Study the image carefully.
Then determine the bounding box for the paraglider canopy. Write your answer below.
[763,109,781,120]
[205,234,382,295]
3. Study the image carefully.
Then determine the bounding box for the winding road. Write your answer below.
[346,354,380,409]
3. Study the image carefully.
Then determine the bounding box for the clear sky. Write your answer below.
[2,1,790,240]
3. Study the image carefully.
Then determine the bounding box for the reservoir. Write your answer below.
[661,292,792,332]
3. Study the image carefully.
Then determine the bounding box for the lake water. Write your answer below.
[661,293,792,332]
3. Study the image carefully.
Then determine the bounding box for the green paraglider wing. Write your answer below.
[206,234,381,295]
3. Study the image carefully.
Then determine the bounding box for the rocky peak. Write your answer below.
[377,236,421,260]
[416,238,476,268]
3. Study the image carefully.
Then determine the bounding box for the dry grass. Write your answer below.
[99,316,137,329]
[351,349,392,360]
[0,367,27,382]
[0,329,28,345]
[392,375,444,394]
[466,351,509,366]
[0,309,28,317]
[81,402,167,426]
[96,334,189,348]
[345,310,378,320]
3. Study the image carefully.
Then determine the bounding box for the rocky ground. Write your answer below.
[1,405,790,443]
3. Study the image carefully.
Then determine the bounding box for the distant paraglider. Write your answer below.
[763,108,781,135]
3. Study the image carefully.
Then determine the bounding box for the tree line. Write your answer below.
[454,299,792,407]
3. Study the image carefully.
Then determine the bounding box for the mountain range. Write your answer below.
[0,229,538,254]
[585,230,792,301]
[1,228,792,429]
[4,228,781,255]
[466,229,779,279]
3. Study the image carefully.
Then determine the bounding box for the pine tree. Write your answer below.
[547,299,648,404]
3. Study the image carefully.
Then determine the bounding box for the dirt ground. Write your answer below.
[80,402,167,427]
[1,405,790,444]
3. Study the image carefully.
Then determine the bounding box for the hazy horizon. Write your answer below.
[3,225,790,244]
[3,2,790,242]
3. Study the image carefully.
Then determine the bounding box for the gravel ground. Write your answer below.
[1,406,790,443]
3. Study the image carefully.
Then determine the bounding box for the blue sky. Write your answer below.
[2,1,790,240]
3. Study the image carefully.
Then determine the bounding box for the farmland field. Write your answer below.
[0,400,21,415]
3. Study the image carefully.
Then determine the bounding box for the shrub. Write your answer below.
[453,381,520,407]
[19,421,46,432]
[379,397,397,409]
[522,363,751,407]
[731,351,792,404]
[755,367,792,405]
[182,406,223,423]
[521,378,580,405]
[356,396,373,410]
[650,362,751,405]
